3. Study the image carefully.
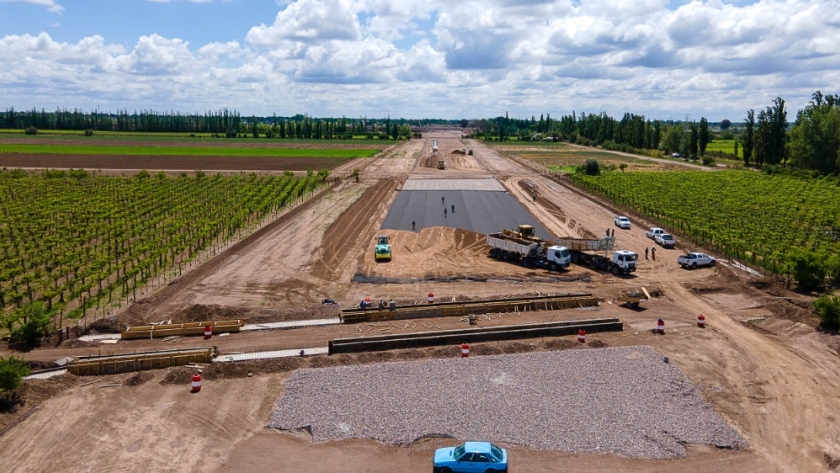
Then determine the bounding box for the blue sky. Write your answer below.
[0,0,837,120]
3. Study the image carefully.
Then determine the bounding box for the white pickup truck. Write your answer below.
[677,252,715,269]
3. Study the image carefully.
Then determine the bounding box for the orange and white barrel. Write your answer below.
[697,314,706,328]
[191,373,202,393]
[656,318,665,334]
[578,329,586,343]
[204,325,212,339]
[461,343,469,357]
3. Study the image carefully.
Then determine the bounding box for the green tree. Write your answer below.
[689,121,699,159]
[661,125,683,154]
[9,301,52,346]
[720,119,731,130]
[788,249,826,292]
[755,97,788,166]
[698,117,710,156]
[789,91,840,175]
[814,294,840,331]
[743,110,755,166]
[0,356,30,395]
[733,140,739,159]
[583,159,601,176]
[652,121,661,149]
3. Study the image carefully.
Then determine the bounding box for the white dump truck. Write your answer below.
[557,236,638,275]
[487,225,571,271]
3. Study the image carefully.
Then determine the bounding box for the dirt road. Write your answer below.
[2,131,839,472]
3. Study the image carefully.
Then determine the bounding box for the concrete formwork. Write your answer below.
[340,293,598,324]
[328,318,623,354]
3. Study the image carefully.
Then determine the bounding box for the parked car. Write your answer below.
[656,233,676,248]
[433,442,508,473]
[614,216,631,229]
[646,227,665,239]
[677,252,716,269]
[671,152,681,158]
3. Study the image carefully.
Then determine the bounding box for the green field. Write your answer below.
[571,170,840,272]
[0,170,326,330]
[0,143,380,158]
[705,139,738,155]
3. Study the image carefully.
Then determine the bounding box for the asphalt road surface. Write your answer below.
[380,189,553,240]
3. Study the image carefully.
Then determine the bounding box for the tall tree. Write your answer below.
[689,121,698,158]
[743,109,755,166]
[662,125,683,154]
[698,117,710,156]
[789,90,840,175]
[755,97,788,166]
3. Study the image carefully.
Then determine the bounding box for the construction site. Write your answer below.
[2,131,840,473]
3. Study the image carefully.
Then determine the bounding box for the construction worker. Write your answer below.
[412,220,416,231]
[644,247,649,259]
[651,246,656,261]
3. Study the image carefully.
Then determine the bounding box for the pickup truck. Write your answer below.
[678,252,715,269]
[646,227,665,239]
[614,216,631,229]
[655,233,676,248]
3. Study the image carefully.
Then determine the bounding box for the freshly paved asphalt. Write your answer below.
[380,190,553,240]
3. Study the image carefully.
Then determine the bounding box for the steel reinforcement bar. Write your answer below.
[328,318,622,354]
[340,293,598,324]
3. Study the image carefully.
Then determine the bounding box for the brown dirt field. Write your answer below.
[2,131,839,473]
[0,154,350,171]
[0,137,391,149]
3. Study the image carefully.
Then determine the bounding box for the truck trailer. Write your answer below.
[557,236,637,275]
[486,225,571,271]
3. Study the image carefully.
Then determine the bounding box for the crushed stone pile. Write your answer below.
[269,346,747,459]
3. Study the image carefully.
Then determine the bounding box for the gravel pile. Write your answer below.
[269,346,747,458]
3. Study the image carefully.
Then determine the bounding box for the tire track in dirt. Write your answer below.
[309,178,398,281]
[659,279,840,472]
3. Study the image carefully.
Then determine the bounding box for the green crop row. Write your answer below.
[0,170,327,329]
[0,143,380,158]
[570,170,840,273]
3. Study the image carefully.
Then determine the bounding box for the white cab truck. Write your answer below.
[557,236,638,275]
[487,225,571,271]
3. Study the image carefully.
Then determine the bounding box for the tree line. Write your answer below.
[472,90,839,176]
[0,107,457,139]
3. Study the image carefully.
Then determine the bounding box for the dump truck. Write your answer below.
[558,236,638,275]
[486,225,571,271]
[432,139,438,152]
[375,235,392,261]
[437,159,446,170]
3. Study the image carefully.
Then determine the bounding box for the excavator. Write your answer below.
[375,235,392,261]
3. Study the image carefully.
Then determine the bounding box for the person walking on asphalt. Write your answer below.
[451,204,455,213]
[442,196,445,205]
[412,220,416,231]
[444,208,447,217]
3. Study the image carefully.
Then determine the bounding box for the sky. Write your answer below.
[0,0,838,121]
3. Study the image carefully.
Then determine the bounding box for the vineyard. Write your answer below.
[0,143,380,158]
[570,170,840,274]
[0,169,327,334]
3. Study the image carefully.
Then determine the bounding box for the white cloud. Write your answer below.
[0,0,63,13]
[1,0,839,119]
